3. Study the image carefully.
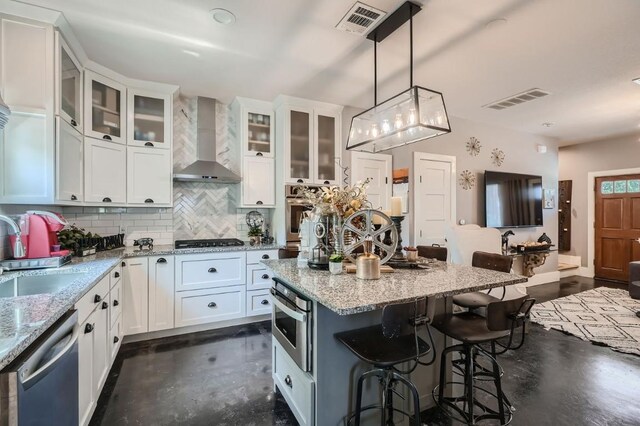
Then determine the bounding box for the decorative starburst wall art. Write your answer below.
[466,137,481,156]
[491,148,505,167]
[459,170,475,190]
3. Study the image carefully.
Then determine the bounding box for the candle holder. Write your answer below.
[390,216,405,262]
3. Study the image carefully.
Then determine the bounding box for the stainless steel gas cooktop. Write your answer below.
[174,238,245,249]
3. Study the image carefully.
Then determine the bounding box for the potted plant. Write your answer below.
[329,253,343,275]
[248,225,263,246]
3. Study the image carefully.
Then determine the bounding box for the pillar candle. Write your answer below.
[372,213,382,225]
[391,197,403,216]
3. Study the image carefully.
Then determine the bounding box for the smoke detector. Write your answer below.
[483,88,551,110]
[210,8,236,25]
[336,2,386,35]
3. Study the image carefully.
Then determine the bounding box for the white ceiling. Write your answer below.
[16,0,640,145]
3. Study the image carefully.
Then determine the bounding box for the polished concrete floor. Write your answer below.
[91,277,640,426]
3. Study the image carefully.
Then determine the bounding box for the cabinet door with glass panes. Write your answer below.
[55,32,83,133]
[245,108,273,157]
[284,107,313,184]
[127,89,171,149]
[313,109,341,185]
[84,70,126,144]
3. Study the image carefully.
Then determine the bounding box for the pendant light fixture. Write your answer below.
[346,1,451,153]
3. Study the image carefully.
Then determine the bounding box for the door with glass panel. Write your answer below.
[286,108,313,184]
[595,174,640,281]
[56,33,83,133]
[84,70,126,144]
[313,110,340,185]
[127,89,171,149]
[246,109,273,157]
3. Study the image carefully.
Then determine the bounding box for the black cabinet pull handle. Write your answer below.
[114,272,120,278]
[114,336,119,343]
[261,274,269,280]
[260,299,269,305]
[324,180,330,184]
[94,294,102,303]
[122,261,126,267]
[157,258,167,263]
[208,302,217,308]
[296,179,304,183]
[144,142,154,147]
[71,194,77,201]
[256,200,263,205]
[102,197,112,203]
[102,301,109,309]
[70,119,77,127]
[84,323,94,334]
[144,198,154,203]
[113,300,119,307]
[256,152,263,157]
[208,267,217,273]
[284,375,292,388]
[262,254,269,260]
[102,135,112,141]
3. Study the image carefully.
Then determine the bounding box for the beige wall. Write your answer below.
[559,132,640,267]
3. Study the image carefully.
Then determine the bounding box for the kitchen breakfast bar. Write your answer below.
[262,259,528,426]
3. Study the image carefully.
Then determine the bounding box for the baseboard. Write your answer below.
[558,254,581,266]
[521,271,560,287]
[577,267,593,278]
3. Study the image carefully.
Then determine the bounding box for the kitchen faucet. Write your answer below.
[0,215,26,258]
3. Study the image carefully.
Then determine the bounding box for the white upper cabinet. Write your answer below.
[55,31,83,132]
[127,88,171,149]
[242,156,275,207]
[126,147,172,206]
[56,117,83,203]
[84,137,126,204]
[232,97,274,158]
[313,109,341,185]
[84,70,126,144]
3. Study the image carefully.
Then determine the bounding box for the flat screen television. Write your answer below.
[484,171,543,228]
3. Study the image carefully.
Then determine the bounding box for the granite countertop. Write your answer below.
[0,243,283,370]
[262,259,528,315]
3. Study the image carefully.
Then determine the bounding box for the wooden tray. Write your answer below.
[344,264,394,274]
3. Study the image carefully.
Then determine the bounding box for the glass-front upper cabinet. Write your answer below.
[84,70,126,144]
[287,108,313,184]
[127,89,171,149]
[55,32,82,133]
[231,97,274,157]
[314,111,339,185]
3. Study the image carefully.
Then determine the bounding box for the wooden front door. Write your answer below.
[595,175,640,282]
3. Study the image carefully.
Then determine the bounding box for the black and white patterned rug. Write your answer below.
[530,287,640,356]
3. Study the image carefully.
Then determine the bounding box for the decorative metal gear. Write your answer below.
[340,209,397,265]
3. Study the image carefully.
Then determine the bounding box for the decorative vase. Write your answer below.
[329,262,343,275]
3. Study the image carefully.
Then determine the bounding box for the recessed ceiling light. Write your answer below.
[542,122,554,127]
[485,18,507,30]
[210,8,236,25]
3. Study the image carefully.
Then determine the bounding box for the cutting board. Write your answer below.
[344,264,394,274]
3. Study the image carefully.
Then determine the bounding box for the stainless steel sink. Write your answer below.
[0,272,83,298]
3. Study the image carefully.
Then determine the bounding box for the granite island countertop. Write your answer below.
[262,259,528,315]
[0,243,283,370]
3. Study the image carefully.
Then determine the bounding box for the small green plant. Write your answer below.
[329,253,343,263]
[248,225,263,237]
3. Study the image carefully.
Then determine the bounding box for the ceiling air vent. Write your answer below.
[336,2,386,35]
[484,88,551,110]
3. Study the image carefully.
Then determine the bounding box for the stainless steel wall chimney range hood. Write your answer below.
[173,97,241,183]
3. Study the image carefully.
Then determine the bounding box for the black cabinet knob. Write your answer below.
[261,274,269,280]
[102,301,109,309]
[296,179,304,183]
[70,119,77,127]
[256,200,263,205]
[256,152,263,157]
[114,336,119,343]
[144,142,154,147]
[113,300,119,307]
[71,194,77,201]
[157,258,167,263]
[122,261,126,267]
[84,323,94,334]
[102,135,112,141]
[208,302,217,308]
[262,254,270,260]
[102,197,112,203]
[260,299,269,305]
[324,180,330,184]
[284,375,292,388]
[114,272,120,278]
[208,267,217,273]
[144,198,154,203]
[94,294,102,303]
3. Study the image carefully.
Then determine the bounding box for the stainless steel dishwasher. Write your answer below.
[0,310,79,425]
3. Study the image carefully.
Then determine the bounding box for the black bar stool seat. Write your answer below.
[336,324,431,367]
[432,312,509,345]
[451,292,501,310]
[453,251,513,309]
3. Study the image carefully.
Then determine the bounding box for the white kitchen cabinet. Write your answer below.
[175,285,246,328]
[273,339,315,426]
[109,315,123,362]
[175,252,246,292]
[275,96,343,185]
[93,298,110,393]
[84,70,126,144]
[78,315,95,426]
[126,146,172,206]
[242,156,275,207]
[127,88,171,149]
[123,257,149,335]
[55,117,83,203]
[149,255,175,332]
[231,97,274,157]
[55,31,82,133]
[84,137,126,204]
[246,289,271,316]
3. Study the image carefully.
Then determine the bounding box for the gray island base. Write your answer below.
[263,259,527,426]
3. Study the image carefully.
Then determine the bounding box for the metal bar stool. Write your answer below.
[416,245,448,261]
[335,299,435,426]
[432,295,535,425]
[452,251,513,309]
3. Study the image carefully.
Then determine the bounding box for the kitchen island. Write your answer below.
[262,259,527,426]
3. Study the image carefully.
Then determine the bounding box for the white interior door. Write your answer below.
[413,153,456,246]
[350,151,392,210]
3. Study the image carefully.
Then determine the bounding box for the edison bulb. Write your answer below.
[371,124,378,138]
[394,114,403,129]
[408,109,416,125]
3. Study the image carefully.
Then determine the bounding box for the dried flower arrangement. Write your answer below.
[296,179,371,219]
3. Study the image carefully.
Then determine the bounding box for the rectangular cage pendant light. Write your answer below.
[346,1,451,153]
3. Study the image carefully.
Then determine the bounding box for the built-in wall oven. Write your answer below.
[285,185,314,249]
[270,277,312,372]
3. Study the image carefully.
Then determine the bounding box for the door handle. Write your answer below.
[261,274,269,280]
[208,302,217,308]
[102,197,112,203]
[324,180,330,184]
[144,142,154,147]
[114,336,119,344]
[260,299,269,305]
[102,135,112,141]
[70,119,77,127]
[114,271,120,278]
[102,301,109,309]
[71,194,77,201]
[269,290,306,322]
[296,179,304,183]
[94,294,102,303]
[144,198,154,203]
[262,254,270,259]
[208,267,217,273]
[113,300,119,307]
[256,152,263,157]
[157,258,167,263]
[284,375,293,388]
[84,323,94,333]
[256,200,263,205]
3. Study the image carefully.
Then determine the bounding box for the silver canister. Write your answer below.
[356,240,381,280]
